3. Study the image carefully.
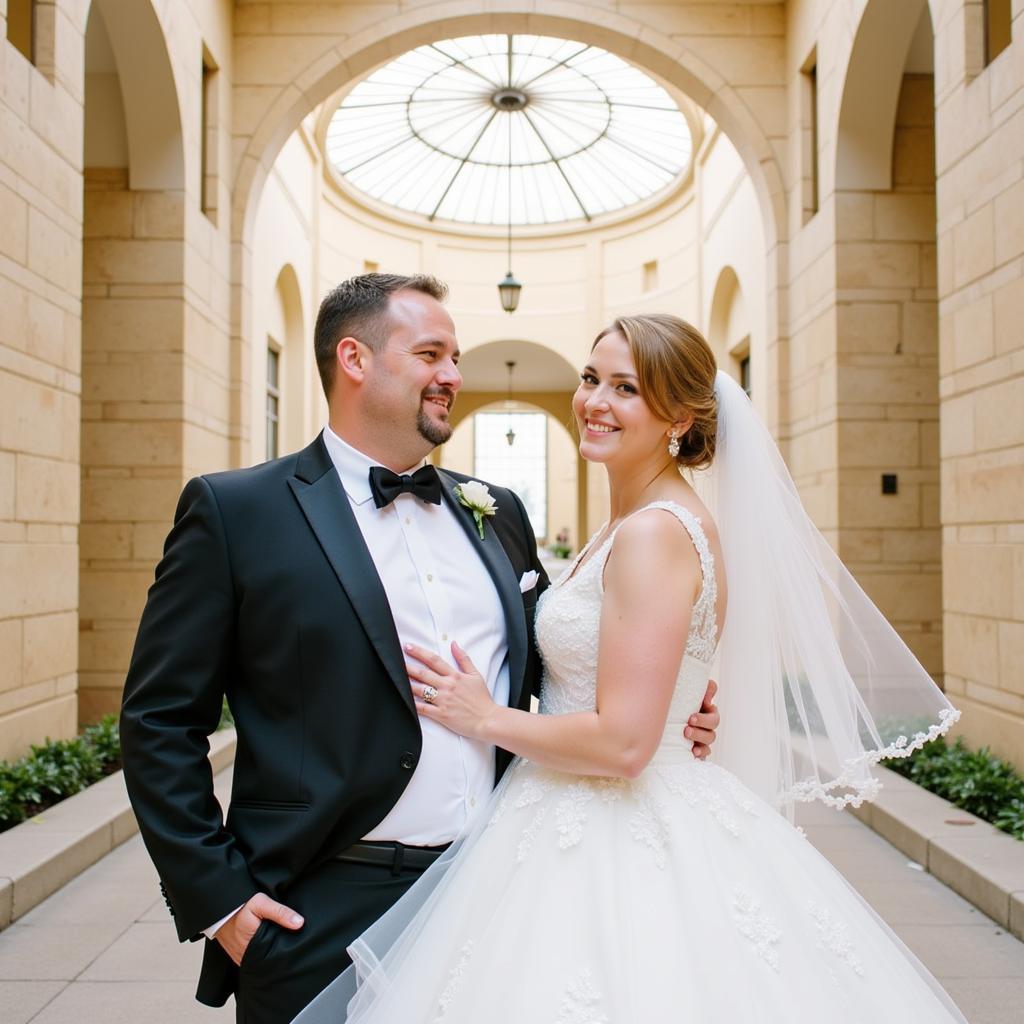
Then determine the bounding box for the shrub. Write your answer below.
[0,703,238,834]
[884,736,1024,841]
[0,715,120,834]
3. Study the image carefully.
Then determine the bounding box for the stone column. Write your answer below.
[834,73,942,680]
[79,169,186,722]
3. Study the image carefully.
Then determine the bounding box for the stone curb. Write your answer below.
[849,763,1024,939]
[0,729,237,931]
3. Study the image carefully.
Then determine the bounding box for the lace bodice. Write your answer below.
[536,501,718,756]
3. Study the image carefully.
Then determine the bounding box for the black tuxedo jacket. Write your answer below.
[119,435,548,971]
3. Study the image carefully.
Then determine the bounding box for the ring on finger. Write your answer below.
[422,685,439,705]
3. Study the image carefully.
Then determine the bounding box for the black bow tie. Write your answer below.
[368,464,442,509]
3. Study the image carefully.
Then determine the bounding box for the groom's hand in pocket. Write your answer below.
[216,892,304,966]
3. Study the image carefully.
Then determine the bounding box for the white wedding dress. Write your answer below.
[298,501,966,1023]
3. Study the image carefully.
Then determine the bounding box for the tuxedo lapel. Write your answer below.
[288,437,416,718]
[438,470,529,711]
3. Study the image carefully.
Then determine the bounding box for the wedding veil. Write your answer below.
[695,371,959,816]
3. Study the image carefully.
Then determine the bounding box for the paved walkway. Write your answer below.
[2,771,1023,1023]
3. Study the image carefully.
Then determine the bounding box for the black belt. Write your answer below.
[335,840,451,875]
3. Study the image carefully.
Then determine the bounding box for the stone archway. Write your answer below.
[445,339,587,546]
[708,266,751,391]
[228,2,789,462]
[835,0,931,191]
[832,0,941,681]
[78,0,187,723]
[254,263,308,462]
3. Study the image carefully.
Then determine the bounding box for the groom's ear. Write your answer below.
[336,336,367,385]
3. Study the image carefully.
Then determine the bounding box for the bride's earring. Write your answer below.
[668,432,681,458]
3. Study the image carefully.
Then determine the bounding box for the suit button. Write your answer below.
[400,752,417,771]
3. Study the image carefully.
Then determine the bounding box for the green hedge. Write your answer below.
[0,700,235,835]
[0,715,121,834]
[884,736,1024,841]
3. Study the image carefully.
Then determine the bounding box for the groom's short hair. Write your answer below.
[314,273,449,397]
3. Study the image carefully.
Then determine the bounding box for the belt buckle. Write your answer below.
[390,842,405,876]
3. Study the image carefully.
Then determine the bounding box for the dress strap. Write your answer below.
[598,500,718,662]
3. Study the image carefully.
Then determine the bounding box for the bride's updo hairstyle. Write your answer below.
[594,314,719,470]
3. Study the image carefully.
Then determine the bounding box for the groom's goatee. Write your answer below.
[418,387,456,445]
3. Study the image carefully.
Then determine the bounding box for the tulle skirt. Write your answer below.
[293,753,966,1023]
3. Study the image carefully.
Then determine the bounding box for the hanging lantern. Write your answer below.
[498,271,522,313]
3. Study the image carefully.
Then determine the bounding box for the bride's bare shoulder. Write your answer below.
[605,507,702,585]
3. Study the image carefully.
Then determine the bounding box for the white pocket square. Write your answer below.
[519,570,539,594]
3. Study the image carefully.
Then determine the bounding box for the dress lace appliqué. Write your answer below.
[554,781,596,850]
[556,968,610,1024]
[732,886,783,972]
[432,941,475,1021]
[808,903,865,980]
[507,767,674,866]
[659,761,759,837]
[628,786,671,869]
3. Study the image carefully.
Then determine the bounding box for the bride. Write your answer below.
[295,315,966,1022]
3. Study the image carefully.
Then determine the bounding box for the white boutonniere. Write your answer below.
[455,480,498,540]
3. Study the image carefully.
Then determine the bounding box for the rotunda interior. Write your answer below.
[1,0,1021,778]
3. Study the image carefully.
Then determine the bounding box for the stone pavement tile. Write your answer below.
[72,835,159,886]
[894,923,1024,979]
[0,922,124,980]
[81,921,204,982]
[3,828,113,922]
[854,877,986,926]
[1,980,66,1024]
[139,896,170,924]
[17,840,158,928]
[942,976,1024,1024]
[929,832,1024,927]
[30,981,235,1023]
[794,802,862,829]
[807,829,928,882]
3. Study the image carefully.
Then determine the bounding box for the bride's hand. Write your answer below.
[405,641,497,740]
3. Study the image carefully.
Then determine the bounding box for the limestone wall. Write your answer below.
[932,0,1024,766]
[80,165,186,722]
[835,71,942,679]
[0,1,85,759]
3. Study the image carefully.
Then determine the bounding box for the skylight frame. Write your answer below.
[325,34,694,228]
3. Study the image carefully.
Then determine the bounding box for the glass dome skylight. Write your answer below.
[326,34,693,227]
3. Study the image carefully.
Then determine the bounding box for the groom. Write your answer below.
[120,273,720,1023]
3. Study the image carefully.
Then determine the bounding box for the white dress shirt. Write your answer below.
[206,429,510,938]
[321,427,510,844]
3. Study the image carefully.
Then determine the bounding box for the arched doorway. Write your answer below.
[708,266,751,396]
[251,264,309,464]
[833,0,941,681]
[445,340,587,551]
[78,0,185,722]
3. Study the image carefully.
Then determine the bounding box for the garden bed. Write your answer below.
[884,737,1024,841]
[0,716,121,834]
